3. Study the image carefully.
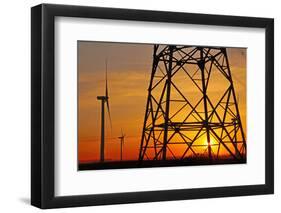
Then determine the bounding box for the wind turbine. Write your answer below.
[118,129,125,161]
[97,60,112,162]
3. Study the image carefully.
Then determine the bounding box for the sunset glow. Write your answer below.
[78,42,246,165]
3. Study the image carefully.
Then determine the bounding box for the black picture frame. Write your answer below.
[31,3,274,209]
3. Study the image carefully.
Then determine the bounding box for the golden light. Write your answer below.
[203,135,216,146]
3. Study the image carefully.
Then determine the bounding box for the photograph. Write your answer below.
[78,42,247,170]
[30,3,274,209]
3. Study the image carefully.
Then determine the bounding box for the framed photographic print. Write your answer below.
[31,3,274,209]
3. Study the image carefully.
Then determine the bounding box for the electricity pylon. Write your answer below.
[139,45,246,162]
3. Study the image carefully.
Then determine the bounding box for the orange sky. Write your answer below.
[78,42,246,163]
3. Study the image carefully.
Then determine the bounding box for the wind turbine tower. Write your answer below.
[118,129,125,161]
[97,60,112,162]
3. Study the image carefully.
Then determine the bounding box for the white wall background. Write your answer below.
[0,0,279,212]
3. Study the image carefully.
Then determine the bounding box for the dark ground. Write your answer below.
[79,158,246,171]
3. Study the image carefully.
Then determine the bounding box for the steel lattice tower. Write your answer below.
[139,45,246,162]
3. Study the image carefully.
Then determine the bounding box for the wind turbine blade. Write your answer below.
[106,99,112,129]
[105,59,108,98]
[104,58,112,130]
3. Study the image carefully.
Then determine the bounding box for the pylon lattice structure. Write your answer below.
[139,45,246,162]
